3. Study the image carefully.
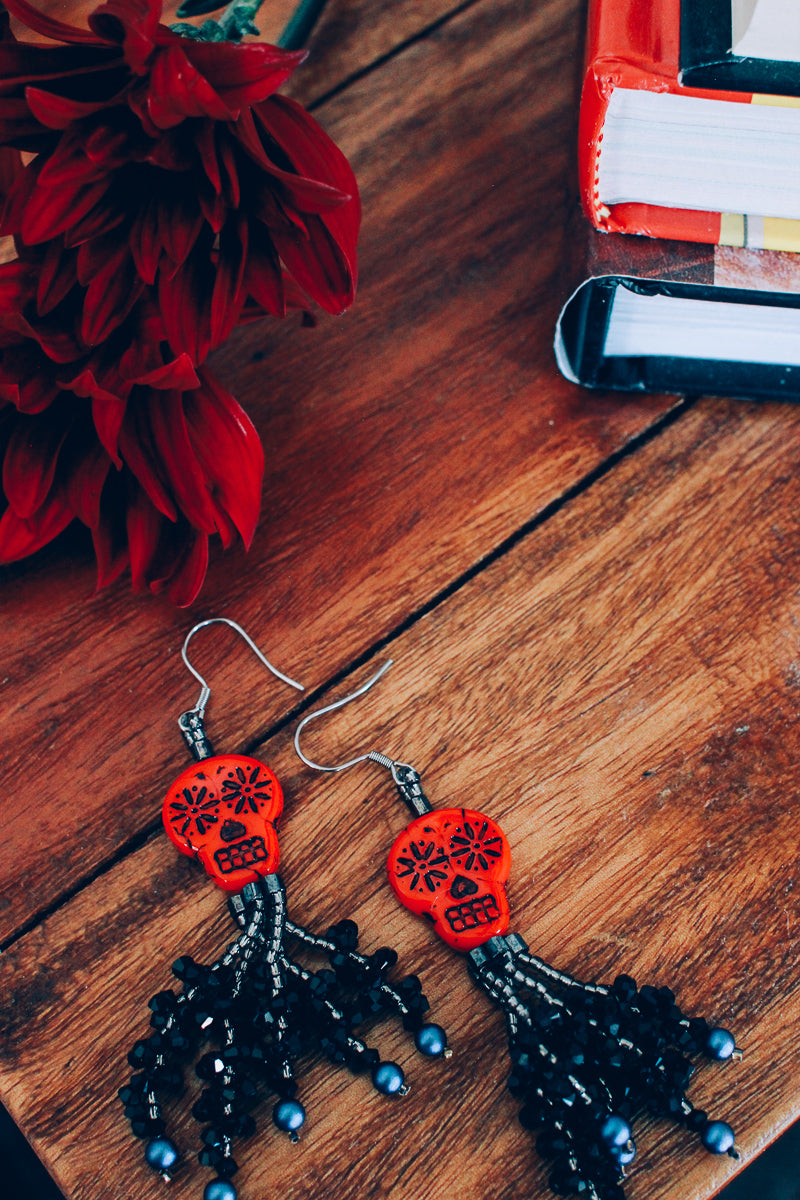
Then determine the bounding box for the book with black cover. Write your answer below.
[554,209,800,399]
[680,0,800,96]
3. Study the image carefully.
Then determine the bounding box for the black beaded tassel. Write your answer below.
[469,934,739,1200]
[121,716,448,1200]
[381,759,741,1200]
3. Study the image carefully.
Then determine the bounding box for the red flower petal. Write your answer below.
[24,86,114,131]
[181,42,305,113]
[146,390,217,533]
[128,196,160,284]
[117,401,177,520]
[210,214,247,349]
[0,145,23,198]
[37,239,79,315]
[0,345,61,412]
[2,407,71,517]
[0,489,73,561]
[0,155,42,238]
[255,95,359,298]
[67,367,126,464]
[88,0,160,74]
[125,478,162,591]
[2,0,101,45]
[21,173,111,245]
[91,504,129,587]
[147,44,233,128]
[74,234,144,344]
[162,527,209,606]
[158,240,214,363]
[157,189,204,270]
[184,368,263,548]
[235,109,351,214]
[65,437,111,527]
[36,130,104,190]
[242,222,285,317]
[130,353,198,391]
[194,119,221,193]
[271,214,356,314]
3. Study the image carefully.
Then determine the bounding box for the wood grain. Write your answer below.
[0,0,677,943]
[4,394,800,1200]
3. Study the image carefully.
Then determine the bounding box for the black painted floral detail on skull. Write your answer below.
[394,839,451,893]
[169,786,220,837]
[448,819,503,872]
[220,765,275,814]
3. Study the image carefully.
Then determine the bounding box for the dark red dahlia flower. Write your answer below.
[0,282,264,605]
[0,0,360,360]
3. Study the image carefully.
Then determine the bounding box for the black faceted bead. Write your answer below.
[370,947,398,973]
[199,1147,239,1177]
[172,956,202,982]
[131,1115,166,1138]
[149,990,178,1015]
[612,975,637,1002]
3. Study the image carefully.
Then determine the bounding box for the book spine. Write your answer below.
[579,0,749,243]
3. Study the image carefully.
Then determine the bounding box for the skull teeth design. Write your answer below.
[444,894,502,933]
[213,835,269,874]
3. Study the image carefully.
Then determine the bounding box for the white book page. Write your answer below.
[599,89,800,219]
[732,0,800,63]
[604,287,800,366]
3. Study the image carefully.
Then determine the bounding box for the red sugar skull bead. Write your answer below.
[387,807,511,951]
[162,754,283,891]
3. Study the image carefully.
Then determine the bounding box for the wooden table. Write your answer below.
[2,1,799,1199]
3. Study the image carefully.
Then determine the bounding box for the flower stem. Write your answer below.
[215,0,267,40]
[172,0,328,44]
[277,0,329,49]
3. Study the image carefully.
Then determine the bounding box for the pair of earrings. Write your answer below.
[119,618,741,1200]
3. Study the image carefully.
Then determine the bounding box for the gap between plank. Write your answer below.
[306,0,484,112]
[0,392,697,955]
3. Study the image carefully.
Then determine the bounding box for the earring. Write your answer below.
[294,660,743,1200]
[119,622,448,1200]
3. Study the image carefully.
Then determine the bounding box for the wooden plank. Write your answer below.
[3,394,800,1200]
[0,0,677,943]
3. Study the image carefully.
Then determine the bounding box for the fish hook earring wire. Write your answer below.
[120,632,449,1200]
[293,661,744,1200]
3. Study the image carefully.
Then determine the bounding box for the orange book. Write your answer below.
[580,0,800,248]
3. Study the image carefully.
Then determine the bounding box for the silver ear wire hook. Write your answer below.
[292,661,431,816]
[293,660,394,771]
[182,617,304,717]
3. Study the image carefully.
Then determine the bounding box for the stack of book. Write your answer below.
[556,0,800,398]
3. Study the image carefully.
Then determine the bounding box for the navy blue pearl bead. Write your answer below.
[144,1137,179,1173]
[600,1114,632,1149]
[705,1027,736,1061]
[273,1099,306,1134]
[372,1061,405,1095]
[204,1181,237,1200]
[415,1024,448,1057]
[701,1120,736,1155]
